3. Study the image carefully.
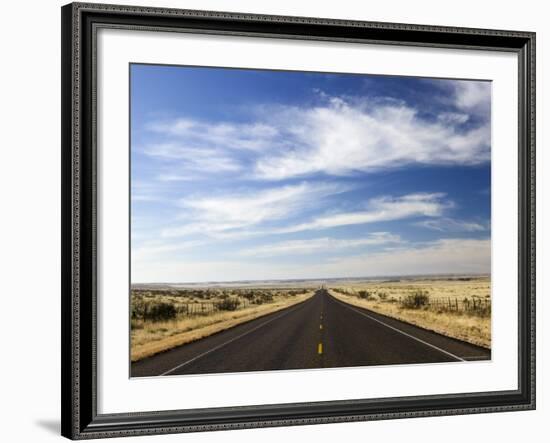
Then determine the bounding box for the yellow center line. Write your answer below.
[319,324,323,330]
[318,343,323,354]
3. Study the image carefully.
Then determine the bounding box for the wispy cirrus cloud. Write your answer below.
[148,118,281,152]
[162,191,452,239]
[238,232,402,257]
[415,217,488,232]
[143,143,244,178]
[161,182,348,238]
[253,96,490,180]
[277,193,451,234]
[142,81,491,182]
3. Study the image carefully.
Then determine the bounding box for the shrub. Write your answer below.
[217,298,240,311]
[252,291,275,305]
[145,301,177,321]
[401,290,430,309]
[132,299,177,321]
[241,291,255,301]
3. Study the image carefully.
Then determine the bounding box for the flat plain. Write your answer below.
[130,274,491,375]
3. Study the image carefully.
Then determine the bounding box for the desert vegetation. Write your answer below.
[329,276,491,348]
[131,287,314,361]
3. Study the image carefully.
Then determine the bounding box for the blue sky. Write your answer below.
[130,64,491,283]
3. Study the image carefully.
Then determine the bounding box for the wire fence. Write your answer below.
[404,296,491,315]
[175,299,253,317]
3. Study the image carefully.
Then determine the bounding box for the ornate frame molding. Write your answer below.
[61,3,535,439]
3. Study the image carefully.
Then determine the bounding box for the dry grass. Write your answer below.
[328,277,491,349]
[329,277,490,301]
[131,291,315,361]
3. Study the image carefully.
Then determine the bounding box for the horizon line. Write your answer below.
[131,272,491,286]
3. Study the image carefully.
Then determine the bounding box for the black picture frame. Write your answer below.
[61,2,536,439]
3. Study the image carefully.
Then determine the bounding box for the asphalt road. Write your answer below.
[131,289,491,377]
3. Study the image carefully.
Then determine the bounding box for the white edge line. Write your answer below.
[160,297,313,376]
[330,296,466,362]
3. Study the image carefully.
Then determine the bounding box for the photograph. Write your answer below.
[129,65,492,377]
[58,2,537,438]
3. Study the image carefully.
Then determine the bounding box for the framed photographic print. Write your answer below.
[61,2,536,439]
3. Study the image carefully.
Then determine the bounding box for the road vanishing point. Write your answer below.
[131,289,491,377]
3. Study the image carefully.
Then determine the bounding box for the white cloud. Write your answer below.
[148,119,280,152]
[278,193,451,233]
[162,191,451,238]
[161,182,347,238]
[452,81,491,116]
[437,112,470,125]
[142,84,490,182]
[253,95,490,180]
[238,232,401,257]
[415,217,487,232]
[143,143,244,176]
